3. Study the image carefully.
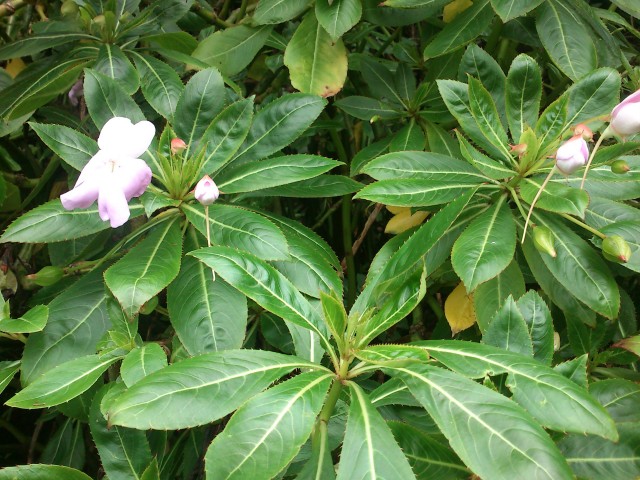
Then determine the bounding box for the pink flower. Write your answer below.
[610,89,640,139]
[194,175,219,206]
[60,117,155,228]
[555,135,589,175]
[170,138,187,155]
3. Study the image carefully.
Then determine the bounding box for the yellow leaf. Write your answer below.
[444,282,476,335]
[386,205,407,215]
[443,0,473,23]
[5,58,26,79]
[385,209,429,234]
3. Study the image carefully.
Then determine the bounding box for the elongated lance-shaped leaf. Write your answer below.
[565,67,620,128]
[483,295,534,357]
[205,372,333,479]
[7,354,120,409]
[532,211,619,319]
[416,340,618,440]
[182,203,289,261]
[520,177,589,217]
[83,69,145,129]
[132,52,184,120]
[0,465,93,480]
[390,364,574,480]
[120,344,168,388]
[315,0,362,40]
[505,53,542,141]
[107,350,326,429]
[451,194,516,291]
[0,32,97,61]
[491,0,543,21]
[473,260,525,332]
[0,361,20,396]
[89,384,152,480]
[336,382,416,480]
[93,44,139,95]
[29,123,98,172]
[190,246,333,357]
[105,217,183,318]
[0,305,48,334]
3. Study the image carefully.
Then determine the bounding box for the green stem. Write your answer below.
[318,378,343,425]
[190,3,231,28]
[507,186,528,221]
[521,167,556,243]
[0,332,26,343]
[559,213,607,239]
[238,0,248,20]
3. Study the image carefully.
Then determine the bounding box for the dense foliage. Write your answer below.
[0,0,639,479]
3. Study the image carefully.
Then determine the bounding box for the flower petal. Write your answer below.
[76,149,109,187]
[115,159,153,201]
[612,89,640,119]
[98,117,156,159]
[60,176,100,210]
[98,180,131,228]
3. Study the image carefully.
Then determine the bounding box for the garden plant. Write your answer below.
[0,0,639,479]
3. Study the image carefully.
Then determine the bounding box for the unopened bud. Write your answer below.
[573,123,593,141]
[170,138,187,155]
[533,226,556,258]
[61,0,79,16]
[27,266,64,287]
[610,159,630,174]
[510,143,527,156]
[194,175,220,206]
[602,235,632,263]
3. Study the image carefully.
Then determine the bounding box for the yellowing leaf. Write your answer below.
[444,282,477,335]
[5,58,26,78]
[443,0,473,22]
[386,205,406,215]
[385,209,429,234]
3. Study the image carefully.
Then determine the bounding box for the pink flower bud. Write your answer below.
[195,175,219,206]
[610,89,640,139]
[171,138,187,155]
[510,143,527,156]
[573,123,593,141]
[555,135,589,175]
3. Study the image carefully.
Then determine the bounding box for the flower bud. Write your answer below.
[573,123,593,141]
[61,0,79,16]
[510,143,527,156]
[609,89,640,139]
[555,135,589,175]
[602,235,632,263]
[610,159,630,174]
[194,175,220,206]
[27,266,64,287]
[533,226,556,258]
[170,138,187,155]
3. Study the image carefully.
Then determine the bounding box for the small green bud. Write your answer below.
[28,266,64,287]
[602,235,632,263]
[61,0,79,16]
[611,160,630,174]
[533,226,556,258]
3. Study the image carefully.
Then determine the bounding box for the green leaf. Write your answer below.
[215,155,341,193]
[83,68,144,129]
[284,13,347,97]
[586,196,640,230]
[590,379,640,424]
[0,56,92,120]
[423,0,494,60]
[391,363,574,480]
[250,175,362,198]
[356,344,430,366]
[418,340,618,439]
[355,178,488,207]
[535,0,597,81]
[559,423,640,480]
[232,94,326,165]
[40,418,84,468]
[182,203,289,261]
[424,121,459,158]
[320,291,347,341]
[89,384,152,480]
[0,361,20,396]
[381,0,449,8]
[29,123,98,171]
[473,260,525,332]
[316,0,362,40]
[359,57,407,108]
[7,354,119,409]
[0,305,48,334]
[21,269,109,385]
[388,421,469,479]
[0,32,96,61]
[168,228,247,355]
[505,54,542,140]
[532,212,620,319]
[121,344,168,387]
[516,291,554,365]
[483,295,534,356]
[456,132,515,180]
[335,96,401,121]
[363,151,489,182]
[565,68,620,127]
[105,217,183,318]
[94,44,139,95]
[521,177,590,217]
[192,25,272,76]
[389,121,425,152]
[205,372,332,479]
[451,196,516,291]
[254,0,310,24]
[491,0,543,21]
[107,350,323,429]
[600,221,640,273]
[0,465,93,480]
[535,95,568,150]
[200,98,254,175]
[190,246,331,351]
[336,382,416,479]
[569,162,640,201]
[132,53,184,120]
[174,67,225,157]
